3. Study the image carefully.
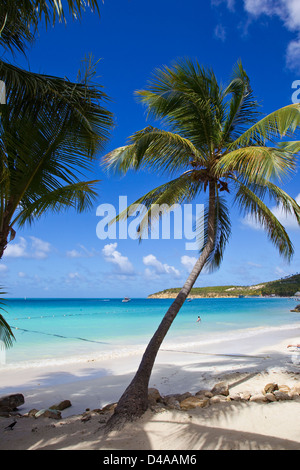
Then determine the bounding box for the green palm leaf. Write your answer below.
[0,0,103,54]
[0,289,15,349]
[233,180,294,260]
[217,145,297,184]
[103,126,205,176]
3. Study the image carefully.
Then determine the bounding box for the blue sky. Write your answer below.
[1,0,300,298]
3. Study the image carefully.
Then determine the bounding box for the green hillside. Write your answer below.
[148,274,300,298]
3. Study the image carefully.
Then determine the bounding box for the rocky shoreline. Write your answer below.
[2,378,300,424]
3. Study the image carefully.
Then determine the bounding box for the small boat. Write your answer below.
[122,297,131,303]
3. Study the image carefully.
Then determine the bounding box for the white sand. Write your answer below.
[0,326,300,450]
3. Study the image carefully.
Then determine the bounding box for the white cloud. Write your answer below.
[4,236,51,259]
[66,245,97,258]
[214,24,227,41]
[181,255,198,272]
[102,243,135,274]
[212,0,235,11]
[242,193,300,230]
[215,0,300,69]
[30,236,51,259]
[4,237,27,258]
[143,254,180,278]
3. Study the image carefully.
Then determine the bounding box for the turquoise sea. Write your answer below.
[1,297,300,369]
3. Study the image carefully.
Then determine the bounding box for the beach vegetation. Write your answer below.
[0,1,113,258]
[0,288,14,349]
[103,59,300,430]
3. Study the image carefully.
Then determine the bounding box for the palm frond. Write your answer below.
[108,171,204,240]
[13,181,99,227]
[229,104,300,149]
[216,145,297,183]
[135,58,227,153]
[222,60,262,144]
[0,60,113,154]
[0,288,15,349]
[0,1,103,54]
[234,180,294,261]
[103,126,205,176]
[197,192,231,272]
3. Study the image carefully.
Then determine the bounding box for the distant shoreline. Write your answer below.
[148,294,296,299]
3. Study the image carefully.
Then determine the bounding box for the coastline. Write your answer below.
[0,324,300,450]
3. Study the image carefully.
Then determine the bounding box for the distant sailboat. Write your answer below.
[122,297,131,303]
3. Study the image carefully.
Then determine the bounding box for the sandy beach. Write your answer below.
[0,326,300,451]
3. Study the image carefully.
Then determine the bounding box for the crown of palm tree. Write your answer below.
[104,59,300,268]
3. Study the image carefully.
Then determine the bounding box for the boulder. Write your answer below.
[210,382,229,397]
[180,396,209,410]
[34,409,62,419]
[291,383,300,395]
[162,396,181,410]
[0,393,24,411]
[99,402,117,414]
[195,389,213,399]
[209,395,230,404]
[264,393,277,402]
[273,391,292,401]
[249,394,268,403]
[49,400,72,411]
[278,385,291,394]
[263,383,278,394]
[148,388,162,405]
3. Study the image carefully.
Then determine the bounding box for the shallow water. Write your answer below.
[1,297,299,368]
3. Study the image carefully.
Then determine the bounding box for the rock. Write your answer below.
[229,393,244,401]
[265,393,277,402]
[148,388,162,405]
[49,400,72,411]
[278,385,290,394]
[180,396,210,410]
[273,391,292,401]
[99,403,117,414]
[209,395,230,404]
[162,396,181,410]
[0,394,24,411]
[240,391,252,401]
[34,409,62,419]
[26,409,39,417]
[291,383,300,394]
[195,389,213,399]
[211,382,229,396]
[249,394,268,402]
[263,383,278,394]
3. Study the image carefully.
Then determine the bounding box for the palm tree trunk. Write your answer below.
[104,182,216,432]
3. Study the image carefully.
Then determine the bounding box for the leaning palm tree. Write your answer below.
[0,57,113,258]
[103,59,300,430]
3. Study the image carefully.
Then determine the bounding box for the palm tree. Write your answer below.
[103,59,300,430]
[0,57,113,258]
[0,1,109,342]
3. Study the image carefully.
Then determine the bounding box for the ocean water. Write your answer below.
[1,297,300,368]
